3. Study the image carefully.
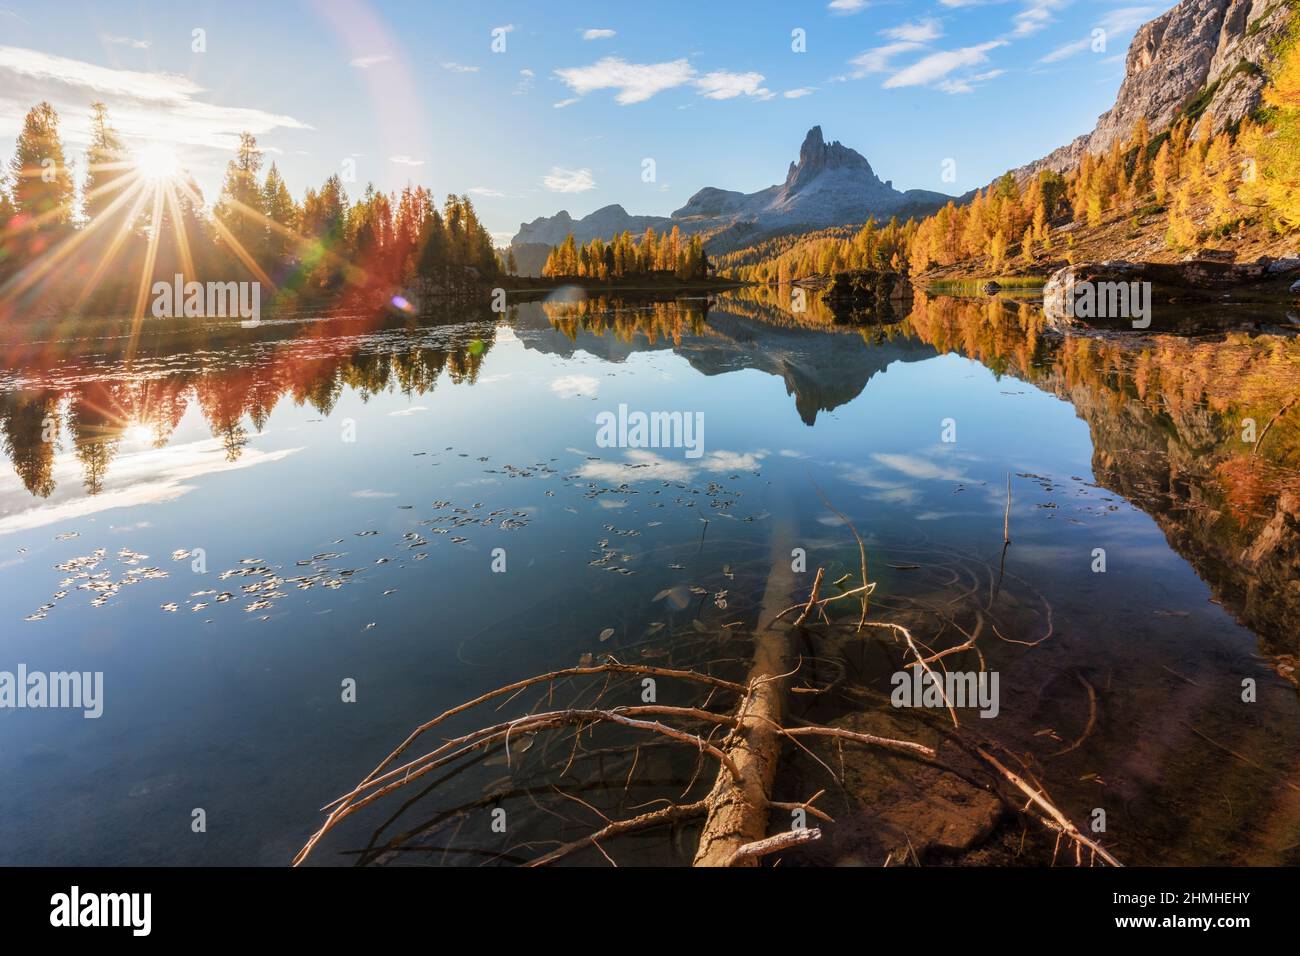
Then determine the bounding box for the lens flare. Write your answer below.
[136,143,180,182]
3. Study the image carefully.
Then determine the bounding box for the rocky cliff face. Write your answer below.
[1018,0,1292,177]
[510,126,952,265]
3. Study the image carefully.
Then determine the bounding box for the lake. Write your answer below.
[1,289,1297,866]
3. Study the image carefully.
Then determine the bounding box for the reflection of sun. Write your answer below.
[135,142,180,182]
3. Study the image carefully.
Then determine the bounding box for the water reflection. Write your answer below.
[2,288,1298,866]
[905,291,1300,672]
[0,310,498,500]
[2,292,1297,671]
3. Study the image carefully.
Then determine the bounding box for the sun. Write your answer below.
[135,142,180,182]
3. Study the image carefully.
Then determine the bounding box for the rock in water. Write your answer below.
[789,710,1004,865]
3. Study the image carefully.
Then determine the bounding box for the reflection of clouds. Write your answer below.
[579,449,695,484]
[0,440,302,537]
[388,405,429,417]
[550,374,600,398]
[577,447,767,484]
[834,448,971,507]
[700,449,768,473]
[871,452,967,482]
[351,489,398,498]
[873,486,922,505]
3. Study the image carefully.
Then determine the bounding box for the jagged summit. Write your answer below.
[510,126,951,266]
[785,126,877,194]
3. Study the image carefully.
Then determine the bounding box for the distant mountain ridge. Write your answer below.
[510,127,953,272]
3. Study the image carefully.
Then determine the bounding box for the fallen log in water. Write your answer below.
[292,523,1120,867]
[693,627,799,866]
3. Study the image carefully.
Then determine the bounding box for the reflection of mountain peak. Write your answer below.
[514,297,936,425]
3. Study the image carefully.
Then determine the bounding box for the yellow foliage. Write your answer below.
[1247,20,1300,231]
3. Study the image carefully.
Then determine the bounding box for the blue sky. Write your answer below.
[0,0,1170,242]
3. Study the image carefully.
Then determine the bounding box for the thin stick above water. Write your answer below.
[1003,472,1012,545]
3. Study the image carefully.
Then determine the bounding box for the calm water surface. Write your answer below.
[1,291,1297,865]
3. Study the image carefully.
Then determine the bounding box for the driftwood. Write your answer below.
[692,629,798,866]
[725,827,822,866]
[293,510,1120,868]
[291,631,932,867]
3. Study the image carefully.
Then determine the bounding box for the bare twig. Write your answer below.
[976,746,1121,867]
[725,827,822,866]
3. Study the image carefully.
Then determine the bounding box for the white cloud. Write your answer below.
[850,41,924,76]
[441,61,479,73]
[102,35,151,50]
[1013,0,1068,38]
[1039,7,1160,63]
[694,70,772,100]
[883,18,943,43]
[468,186,506,198]
[883,40,1007,89]
[583,28,616,40]
[552,97,579,108]
[784,87,816,98]
[390,155,425,166]
[829,0,870,12]
[1104,6,1162,32]
[939,68,1005,93]
[0,45,310,152]
[554,56,696,104]
[349,53,391,69]
[514,68,535,94]
[543,166,596,192]
[1039,37,1091,63]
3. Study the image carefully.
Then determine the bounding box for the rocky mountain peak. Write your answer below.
[1016,0,1291,178]
[784,125,877,193]
[510,126,951,269]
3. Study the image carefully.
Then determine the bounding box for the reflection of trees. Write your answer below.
[67,383,126,495]
[904,292,1300,663]
[719,285,915,346]
[721,284,841,328]
[541,296,708,346]
[0,390,61,497]
[0,313,498,496]
[904,292,1300,481]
